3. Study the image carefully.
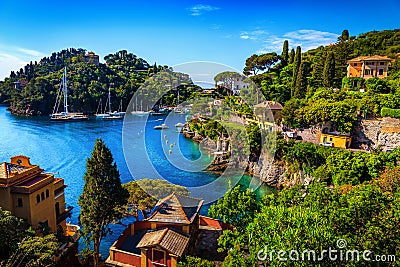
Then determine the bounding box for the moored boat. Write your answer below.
[50,67,88,121]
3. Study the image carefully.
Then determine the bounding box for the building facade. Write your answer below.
[0,155,71,233]
[347,55,393,80]
[84,51,100,66]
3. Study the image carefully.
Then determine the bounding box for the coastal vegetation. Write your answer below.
[0,208,59,266]
[78,138,128,267]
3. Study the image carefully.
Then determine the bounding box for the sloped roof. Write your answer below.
[348,55,393,62]
[136,228,190,257]
[146,193,204,224]
[0,162,29,179]
[254,101,283,110]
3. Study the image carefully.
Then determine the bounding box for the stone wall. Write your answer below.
[353,117,400,150]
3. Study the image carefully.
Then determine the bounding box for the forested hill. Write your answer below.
[0,48,161,115]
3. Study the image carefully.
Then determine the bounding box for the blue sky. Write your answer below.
[0,0,399,79]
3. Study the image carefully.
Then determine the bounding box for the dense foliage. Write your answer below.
[0,208,59,266]
[211,168,400,266]
[0,49,153,115]
[244,29,400,132]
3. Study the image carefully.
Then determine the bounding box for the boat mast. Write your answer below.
[108,88,112,114]
[63,67,69,114]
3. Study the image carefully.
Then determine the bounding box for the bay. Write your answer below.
[0,105,273,258]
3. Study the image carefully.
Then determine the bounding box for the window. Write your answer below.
[41,192,45,201]
[55,202,60,217]
[365,69,371,75]
[353,63,358,66]
[329,138,333,141]
[380,61,385,65]
[17,198,23,207]
[46,189,49,198]
[152,249,165,265]
[36,194,40,203]
[366,61,375,65]
[378,69,384,75]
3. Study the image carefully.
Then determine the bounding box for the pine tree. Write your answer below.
[311,51,326,88]
[292,46,302,96]
[323,52,336,87]
[153,62,158,74]
[289,48,295,64]
[281,40,289,66]
[294,62,308,98]
[78,138,128,267]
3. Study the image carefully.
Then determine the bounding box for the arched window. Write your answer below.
[41,192,45,201]
[46,189,49,198]
[36,194,40,203]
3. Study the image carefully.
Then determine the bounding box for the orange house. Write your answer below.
[106,193,233,267]
[347,55,393,80]
[0,155,78,237]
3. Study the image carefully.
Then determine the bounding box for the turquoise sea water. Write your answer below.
[0,105,273,258]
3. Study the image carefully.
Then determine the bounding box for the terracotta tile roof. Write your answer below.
[348,55,393,62]
[254,101,283,110]
[136,228,190,257]
[146,193,204,224]
[0,162,29,179]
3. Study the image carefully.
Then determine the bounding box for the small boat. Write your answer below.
[51,67,88,121]
[154,124,169,130]
[95,89,124,119]
[175,122,185,127]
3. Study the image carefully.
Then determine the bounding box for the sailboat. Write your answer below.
[50,67,88,121]
[131,97,149,115]
[95,89,125,119]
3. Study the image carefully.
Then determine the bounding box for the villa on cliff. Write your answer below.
[106,193,232,267]
[347,55,393,80]
[0,155,80,264]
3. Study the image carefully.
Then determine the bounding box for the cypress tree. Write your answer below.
[323,52,336,87]
[292,46,302,95]
[281,40,289,66]
[289,48,295,64]
[294,62,308,98]
[78,138,128,267]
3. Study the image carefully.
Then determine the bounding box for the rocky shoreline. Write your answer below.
[184,128,314,189]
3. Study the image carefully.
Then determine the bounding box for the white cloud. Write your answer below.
[240,30,268,41]
[0,46,45,80]
[241,29,339,54]
[16,48,46,57]
[189,4,219,16]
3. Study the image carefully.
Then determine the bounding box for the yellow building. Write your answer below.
[347,55,393,80]
[320,133,352,149]
[0,155,71,233]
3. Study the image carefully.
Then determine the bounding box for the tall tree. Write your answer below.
[291,46,302,95]
[323,52,336,87]
[243,54,259,75]
[288,48,295,64]
[78,138,128,267]
[281,40,289,66]
[294,61,308,98]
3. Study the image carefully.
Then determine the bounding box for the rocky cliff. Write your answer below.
[353,117,400,150]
